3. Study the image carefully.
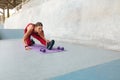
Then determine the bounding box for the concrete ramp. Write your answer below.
[4,0,120,51]
[0,39,120,80]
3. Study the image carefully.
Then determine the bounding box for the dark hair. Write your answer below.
[35,22,43,27]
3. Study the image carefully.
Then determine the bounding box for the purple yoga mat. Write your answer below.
[30,44,65,54]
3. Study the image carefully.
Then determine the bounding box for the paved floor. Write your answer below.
[51,59,120,80]
[0,39,120,80]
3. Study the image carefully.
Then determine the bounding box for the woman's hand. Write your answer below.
[47,40,50,43]
[25,46,32,50]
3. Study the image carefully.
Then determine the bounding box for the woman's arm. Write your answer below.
[38,31,49,43]
[23,25,34,48]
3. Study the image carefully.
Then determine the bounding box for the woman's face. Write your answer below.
[36,26,43,33]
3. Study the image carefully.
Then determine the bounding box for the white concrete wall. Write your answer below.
[4,0,120,51]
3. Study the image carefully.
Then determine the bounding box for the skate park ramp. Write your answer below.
[1,0,120,79]
[4,0,120,51]
[0,29,120,80]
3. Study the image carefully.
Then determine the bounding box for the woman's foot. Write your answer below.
[47,40,55,50]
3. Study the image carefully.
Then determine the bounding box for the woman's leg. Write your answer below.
[25,36,33,46]
[32,33,47,46]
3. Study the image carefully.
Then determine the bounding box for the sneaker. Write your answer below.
[47,40,55,50]
[30,39,35,45]
[47,42,50,49]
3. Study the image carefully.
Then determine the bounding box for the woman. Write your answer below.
[23,22,54,50]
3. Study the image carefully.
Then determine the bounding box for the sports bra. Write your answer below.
[24,23,44,34]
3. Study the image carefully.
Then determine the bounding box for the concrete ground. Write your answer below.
[0,39,120,80]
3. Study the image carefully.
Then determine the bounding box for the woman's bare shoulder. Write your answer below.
[27,24,34,31]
